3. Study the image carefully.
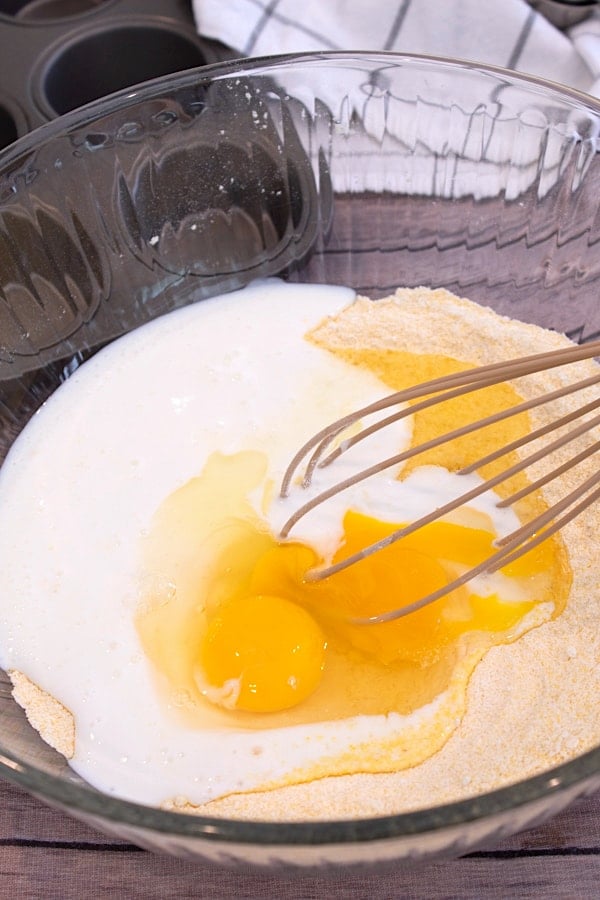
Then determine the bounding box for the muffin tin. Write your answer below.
[0,0,231,149]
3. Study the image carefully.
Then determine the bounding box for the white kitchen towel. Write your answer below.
[192,0,600,96]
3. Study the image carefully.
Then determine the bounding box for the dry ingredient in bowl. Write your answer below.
[0,281,598,820]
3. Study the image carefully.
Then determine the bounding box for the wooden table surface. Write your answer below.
[1,777,599,898]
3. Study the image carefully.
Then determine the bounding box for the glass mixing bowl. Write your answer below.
[0,52,599,871]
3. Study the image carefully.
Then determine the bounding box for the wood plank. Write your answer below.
[0,845,600,900]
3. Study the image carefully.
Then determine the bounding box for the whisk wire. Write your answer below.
[496,467,600,552]
[496,437,600,507]
[459,393,600,474]
[280,370,600,538]
[352,472,600,626]
[303,413,599,584]
[281,338,600,496]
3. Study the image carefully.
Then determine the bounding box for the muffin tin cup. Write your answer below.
[0,0,229,146]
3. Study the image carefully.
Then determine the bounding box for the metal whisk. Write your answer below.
[279,338,600,624]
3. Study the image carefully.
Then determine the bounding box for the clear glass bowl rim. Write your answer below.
[1,49,599,847]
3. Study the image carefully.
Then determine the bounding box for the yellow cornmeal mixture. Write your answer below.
[11,287,600,819]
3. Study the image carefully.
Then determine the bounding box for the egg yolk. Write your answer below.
[199,594,326,713]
